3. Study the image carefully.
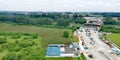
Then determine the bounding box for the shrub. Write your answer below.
[0,47,3,53]
[2,53,17,60]
[63,31,69,38]
[14,46,21,52]
[19,41,34,48]
[88,55,93,58]
[0,37,7,44]
[10,35,20,39]
[1,43,19,52]
[32,34,38,39]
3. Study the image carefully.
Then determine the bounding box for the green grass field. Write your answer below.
[0,23,79,60]
[109,33,120,47]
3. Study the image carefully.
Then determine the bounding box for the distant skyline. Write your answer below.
[0,0,120,12]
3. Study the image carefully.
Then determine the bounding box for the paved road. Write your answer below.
[76,27,120,60]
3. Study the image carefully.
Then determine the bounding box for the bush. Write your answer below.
[2,47,41,60]
[23,33,30,36]
[88,55,93,58]
[63,31,69,38]
[0,47,3,53]
[32,34,38,39]
[1,43,19,52]
[0,37,7,44]
[14,46,21,52]
[10,35,20,39]
[2,53,17,60]
[19,41,34,48]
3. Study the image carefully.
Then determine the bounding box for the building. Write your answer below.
[84,17,103,30]
[46,43,80,57]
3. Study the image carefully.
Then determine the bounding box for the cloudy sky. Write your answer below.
[0,0,120,12]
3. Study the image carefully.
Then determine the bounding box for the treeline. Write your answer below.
[0,15,53,25]
[0,13,86,27]
[100,25,120,33]
[103,17,120,26]
[92,12,120,17]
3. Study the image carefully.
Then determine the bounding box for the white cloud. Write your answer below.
[0,0,120,12]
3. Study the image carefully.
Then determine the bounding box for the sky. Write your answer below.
[0,0,120,12]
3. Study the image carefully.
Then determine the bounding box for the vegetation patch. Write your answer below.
[102,34,109,41]
[80,53,86,60]
[0,32,40,60]
[73,35,79,43]
[100,25,120,33]
[0,23,75,60]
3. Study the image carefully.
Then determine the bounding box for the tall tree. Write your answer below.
[57,18,70,27]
